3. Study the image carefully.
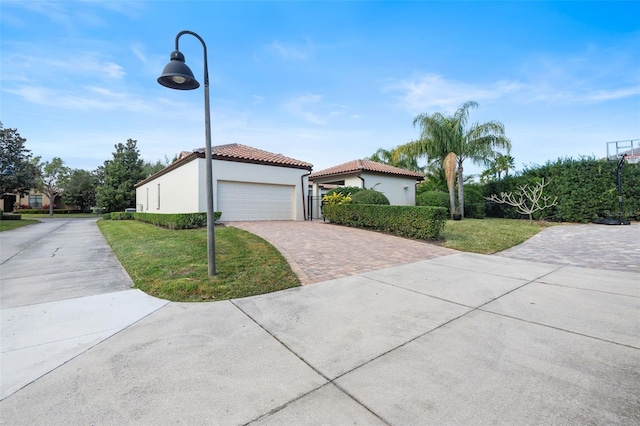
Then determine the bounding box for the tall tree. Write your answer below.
[96,139,145,212]
[396,101,511,218]
[142,156,171,178]
[494,153,516,179]
[61,169,98,211]
[36,157,69,216]
[0,123,39,199]
[481,153,516,182]
[367,147,425,174]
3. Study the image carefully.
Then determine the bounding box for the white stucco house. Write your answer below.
[308,159,424,218]
[135,144,313,221]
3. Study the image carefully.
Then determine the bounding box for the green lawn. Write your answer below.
[97,220,300,302]
[440,218,559,254]
[18,213,99,218]
[5,216,555,300]
[0,219,40,232]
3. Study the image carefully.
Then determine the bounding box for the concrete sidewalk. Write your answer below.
[1,220,638,424]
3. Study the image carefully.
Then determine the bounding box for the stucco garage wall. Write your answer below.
[211,160,308,221]
[135,159,200,213]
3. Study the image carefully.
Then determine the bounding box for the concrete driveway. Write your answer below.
[1,219,638,425]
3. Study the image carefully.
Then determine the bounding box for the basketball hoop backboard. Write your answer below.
[607,139,639,162]
[626,154,640,165]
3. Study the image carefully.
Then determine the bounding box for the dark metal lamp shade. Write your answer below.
[157,50,200,90]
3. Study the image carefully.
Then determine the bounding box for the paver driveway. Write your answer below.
[231,220,458,284]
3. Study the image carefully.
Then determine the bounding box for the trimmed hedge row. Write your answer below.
[484,158,640,222]
[15,209,87,214]
[110,212,135,220]
[133,212,222,229]
[0,213,22,221]
[322,204,447,239]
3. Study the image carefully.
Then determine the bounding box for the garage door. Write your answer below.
[217,181,295,221]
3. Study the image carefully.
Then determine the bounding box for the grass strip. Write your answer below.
[98,220,300,302]
[441,218,558,254]
[0,219,40,232]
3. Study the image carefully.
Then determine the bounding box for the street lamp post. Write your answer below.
[158,30,216,275]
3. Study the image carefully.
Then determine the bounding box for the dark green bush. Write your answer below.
[110,212,135,220]
[0,213,22,220]
[102,213,112,220]
[351,189,390,205]
[134,212,222,229]
[417,191,449,209]
[16,209,84,214]
[464,202,486,219]
[322,204,447,239]
[325,186,363,197]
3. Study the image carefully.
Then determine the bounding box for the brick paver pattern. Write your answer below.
[231,221,458,284]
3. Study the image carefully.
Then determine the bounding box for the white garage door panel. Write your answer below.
[218,181,294,221]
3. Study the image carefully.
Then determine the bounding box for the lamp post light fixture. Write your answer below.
[158,30,216,275]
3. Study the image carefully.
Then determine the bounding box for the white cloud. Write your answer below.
[382,73,523,114]
[131,43,148,63]
[266,40,312,60]
[4,85,177,114]
[283,94,327,125]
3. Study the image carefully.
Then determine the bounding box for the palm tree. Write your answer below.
[396,101,511,218]
[367,147,425,174]
[495,153,516,178]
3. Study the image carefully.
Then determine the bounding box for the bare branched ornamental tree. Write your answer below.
[486,178,558,224]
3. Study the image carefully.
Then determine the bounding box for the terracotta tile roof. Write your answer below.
[135,144,312,187]
[195,143,312,170]
[309,159,424,180]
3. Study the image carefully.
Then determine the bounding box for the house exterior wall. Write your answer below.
[135,157,310,220]
[360,173,418,206]
[135,159,200,213]
[310,173,418,206]
[12,190,65,210]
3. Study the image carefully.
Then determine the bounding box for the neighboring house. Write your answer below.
[1,189,64,213]
[134,143,313,221]
[308,159,424,219]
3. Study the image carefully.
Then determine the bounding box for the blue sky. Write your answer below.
[2,1,639,177]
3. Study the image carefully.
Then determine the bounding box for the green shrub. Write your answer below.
[134,212,222,230]
[325,186,363,197]
[0,213,22,221]
[322,192,352,205]
[322,204,447,239]
[110,212,135,220]
[351,189,390,205]
[102,213,112,220]
[464,202,486,219]
[417,191,449,209]
[16,209,85,214]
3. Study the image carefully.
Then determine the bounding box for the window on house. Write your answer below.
[29,195,43,208]
[157,184,160,210]
[146,188,149,211]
